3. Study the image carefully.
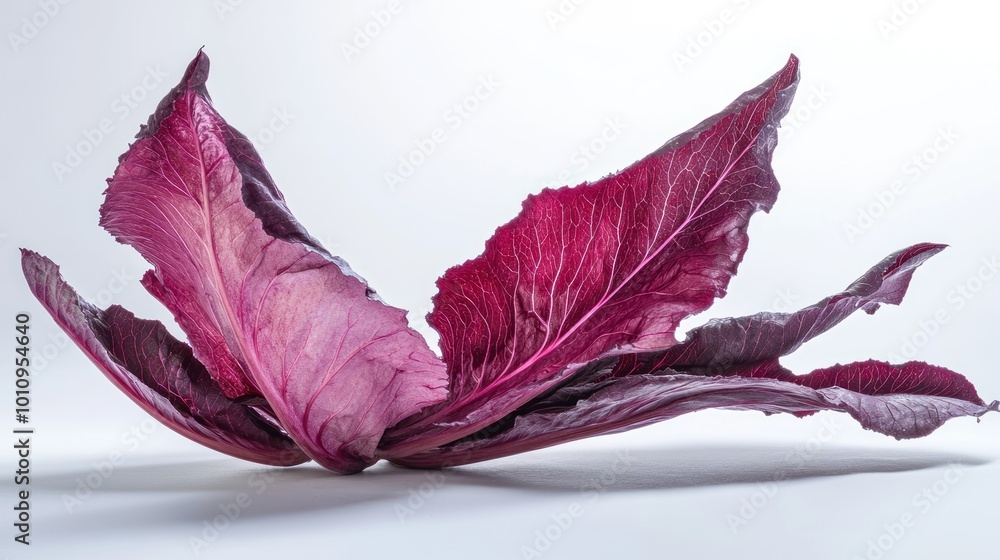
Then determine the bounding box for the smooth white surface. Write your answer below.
[14,426,1000,560]
[1,1,998,558]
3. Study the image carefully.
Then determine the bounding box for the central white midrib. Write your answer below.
[194,124,266,398]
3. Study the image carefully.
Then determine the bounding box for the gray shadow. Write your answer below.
[25,444,991,533]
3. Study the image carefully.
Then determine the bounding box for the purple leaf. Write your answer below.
[21,250,308,466]
[20,50,996,475]
[392,366,997,468]
[390,246,997,467]
[382,55,801,457]
[607,242,948,378]
[94,51,447,473]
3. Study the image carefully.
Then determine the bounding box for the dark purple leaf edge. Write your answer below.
[391,245,998,467]
[21,250,308,466]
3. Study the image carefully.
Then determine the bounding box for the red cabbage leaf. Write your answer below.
[380,55,801,457]
[389,244,998,467]
[21,250,308,466]
[391,367,997,468]
[53,51,447,474]
[607,243,952,377]
[20,51,996,474]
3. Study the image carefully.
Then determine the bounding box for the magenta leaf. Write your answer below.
[607,242,948,378]
[381,55,801,457]
[391,366,997,468]
[92,51,447,473]
[389,246,997,467]
[21,250,308,466]
[20,50,996,474]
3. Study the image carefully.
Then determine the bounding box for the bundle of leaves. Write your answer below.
[22,52,997,473]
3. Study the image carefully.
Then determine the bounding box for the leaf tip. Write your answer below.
[134,48,212,143]
[775,53,800,89]
[19,248,47,276]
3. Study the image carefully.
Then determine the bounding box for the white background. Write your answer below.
[1,1,998,559]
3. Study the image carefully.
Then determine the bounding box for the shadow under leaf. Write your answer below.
[28,444,991,532]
